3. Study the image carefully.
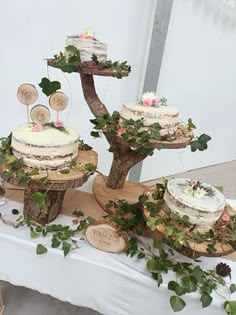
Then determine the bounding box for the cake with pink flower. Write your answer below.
[11,122,79,170]
[65,29,107,63]
[119,92,179,138]
[164,178,226,227]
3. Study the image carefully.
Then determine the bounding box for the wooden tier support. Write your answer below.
[143,205,236,258]
[11,150,98,225]
[93,174,148,214]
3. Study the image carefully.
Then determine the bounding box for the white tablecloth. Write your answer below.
[0,198,235,315]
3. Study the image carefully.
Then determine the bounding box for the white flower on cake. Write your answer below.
[194,187,207,199]
[180,179,214,199]
[140,92,159,107]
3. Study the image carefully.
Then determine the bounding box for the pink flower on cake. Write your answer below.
[54,120,63,128]
[190,179,198,186]
[117,128,126,136]
[32,124,43,132]
[143,99,153,107]
[79,33,86,39]
[222,213,230,223]
[141,91,158,107]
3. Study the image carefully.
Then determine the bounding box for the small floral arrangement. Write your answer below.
[32,124,43,132]
[78,28,94,40]
[180,179,215,199]
[140,91,159,107]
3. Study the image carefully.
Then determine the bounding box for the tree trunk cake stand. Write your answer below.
[48,62,192,212]
[7,149,97,225]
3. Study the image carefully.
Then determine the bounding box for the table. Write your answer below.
[0,189,235,315]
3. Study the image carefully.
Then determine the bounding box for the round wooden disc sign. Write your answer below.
[30,105,50,125]
[17,84,38,105]
[49,92,68,111]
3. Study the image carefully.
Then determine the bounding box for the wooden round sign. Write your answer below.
[17,84,38,105]
[49,92,68,112]
[30,105,50,125]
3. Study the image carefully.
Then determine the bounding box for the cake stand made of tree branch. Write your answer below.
[48,60,191,212]
[6,149,97,225]
[93,135,191,212]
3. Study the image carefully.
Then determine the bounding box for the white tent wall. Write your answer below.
[140,0,236,182]
[0,0,155,176]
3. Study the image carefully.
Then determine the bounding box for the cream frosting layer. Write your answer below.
[120,102,179,137]
[163,178,226,227]
[65,37,107,63]
[11,124,79,169]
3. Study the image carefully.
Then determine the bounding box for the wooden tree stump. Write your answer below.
[24,187,66,225]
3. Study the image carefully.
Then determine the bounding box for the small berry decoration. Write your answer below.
[216,262,231,278]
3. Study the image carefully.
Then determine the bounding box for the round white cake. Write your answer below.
[163,178,226,227]
[65,37,107,63]
[120,92,179,138]
[11,124,80,170]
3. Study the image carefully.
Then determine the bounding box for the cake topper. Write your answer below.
[30,105,50,125]
[140,91,158,107]
[17,84,38,123]
[49,92,69,121]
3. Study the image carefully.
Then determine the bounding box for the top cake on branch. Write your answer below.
[49,29,131,78]
[65,28,107,63]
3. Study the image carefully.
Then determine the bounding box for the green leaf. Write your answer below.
[168,281,178,291]
[170,296,186,312]
[31,192,46,208]
[230,284,236,294]
[200,293,212,308]
[147,258,158,272]
[187,118,196,131]
[36,244,47,255]
[137,252,145,259]
[62,242,71,257]
[72,210,84,217]
[91,131,100,138]
[225,301,236,314]
[39,77,61,97]
[51,237,61,248]
[31,230,39,239]
[175,285,187,296]
[59,168,70,174]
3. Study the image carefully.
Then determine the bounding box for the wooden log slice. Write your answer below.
[143,203,236,258]
[116,134,191,150]
[85,219,129,253]
[93,174,146,214]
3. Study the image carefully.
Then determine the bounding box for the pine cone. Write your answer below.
[216,262,231,277]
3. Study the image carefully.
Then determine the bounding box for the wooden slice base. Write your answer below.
[116,134,191,150]
[93,174,147,214]
[143,204,236,258]
[4,149,98,225]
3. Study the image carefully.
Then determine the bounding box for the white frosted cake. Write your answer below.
[11,124,79,170]
[120,92,179,138]
[164,178,226,227]
[65,29,107,63]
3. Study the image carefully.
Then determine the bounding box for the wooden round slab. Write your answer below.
[49,92,69,111]
[116,134,191,150]
[85,219,129,253]
[30,105,50,125]
[143,202,236,258]
[17,84,38,105]
[93,174,146,214]
[5,150,97,191]
[47,59,130,78]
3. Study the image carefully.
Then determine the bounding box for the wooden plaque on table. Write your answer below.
[85,220,129,253]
